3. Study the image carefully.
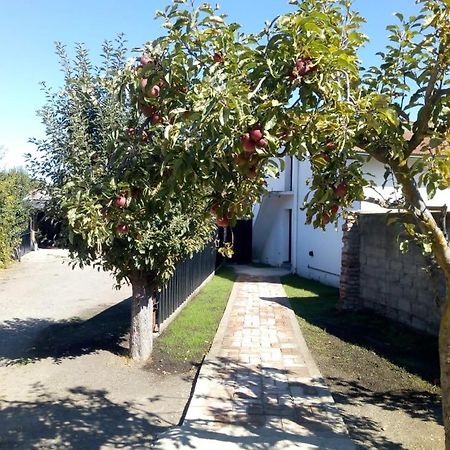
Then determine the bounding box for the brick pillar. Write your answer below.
[339,214,361,310]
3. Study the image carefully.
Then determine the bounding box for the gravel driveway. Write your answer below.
[0,249,192,450]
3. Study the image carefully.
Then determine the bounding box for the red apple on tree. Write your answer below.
[210,202,220,217]
[148,84,161,98]
[234,152,250,167]
[150,113,163,125]
[295,57,316,76]
[326,142,336,150]
[140,54,153,66]
[249,127,264,143]
[257,138,268,148]
[116,223,129,235]
[246,167,258,179]
[213,52,224,63]
[321,213,331,225]
[330,204,339,216]
[115,194,128,208]
[139,104,156,118]
[334,182,348,198]
[318,152,330,161]
[241,134,256,154]
[216,217,229,227]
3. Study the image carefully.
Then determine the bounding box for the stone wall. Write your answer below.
[340,212,448,335]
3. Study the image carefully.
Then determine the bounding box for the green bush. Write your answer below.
[0,170,34,268]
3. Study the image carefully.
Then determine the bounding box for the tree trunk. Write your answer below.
[129,275,154,361]
[388,159,450,448]
[440,289,450,449]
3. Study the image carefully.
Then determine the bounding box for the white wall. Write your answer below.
[361,158,450,211]
[252,193,293,266]
[294,159,342,287]
[264,156,292,193]
[252,154,450,288]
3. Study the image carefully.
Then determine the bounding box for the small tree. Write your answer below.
[30,14,269,360]
[31,38,216,360]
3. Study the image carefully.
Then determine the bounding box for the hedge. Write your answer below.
[0,170,34,268]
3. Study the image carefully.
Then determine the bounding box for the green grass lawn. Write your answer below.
[155,266,235,365]
[282,274,440,392]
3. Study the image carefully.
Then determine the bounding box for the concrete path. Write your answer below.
[154,269,355,449]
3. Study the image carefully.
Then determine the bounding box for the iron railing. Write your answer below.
[19,231,33,256]
[155,243,216,329]
[12,231,34,261]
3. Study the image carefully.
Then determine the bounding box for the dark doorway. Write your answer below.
[216,219,252,265]
[231,219,252,264]
[35,212,61,248]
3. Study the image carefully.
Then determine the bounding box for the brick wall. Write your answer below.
[339,215,360,310]
[340,212,448,335]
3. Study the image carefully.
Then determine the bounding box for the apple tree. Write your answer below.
[30,5,278,361]
[154,0,450,443]
[30,38,218,361]
[353,1,450,442]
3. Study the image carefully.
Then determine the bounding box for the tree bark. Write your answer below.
[387,159,450,448]
[129,275,154,361]
[440,290,450,449]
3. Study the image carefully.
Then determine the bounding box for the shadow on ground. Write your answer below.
[156,357,407,450]
[0,385,165,449]
[329,377,442,424]
[281,275,440,385]
[0,298,131,365]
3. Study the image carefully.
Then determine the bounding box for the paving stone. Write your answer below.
[155,272,356,449]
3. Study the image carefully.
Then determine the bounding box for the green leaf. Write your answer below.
[399,240,409,253]
[219,108,229,126]
[264,115,277,131]
[303,22,322,34]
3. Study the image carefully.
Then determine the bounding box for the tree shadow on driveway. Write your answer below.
[0,385,165,449]
[0,298,131,365]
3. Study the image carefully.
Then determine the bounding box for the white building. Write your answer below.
[252,155,450,288]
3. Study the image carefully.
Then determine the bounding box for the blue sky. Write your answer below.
[0,0,419,168]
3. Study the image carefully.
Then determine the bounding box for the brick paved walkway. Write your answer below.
[154,274,355,449]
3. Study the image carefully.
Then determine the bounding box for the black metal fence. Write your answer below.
[19,231,33,256]
[155,243,217,329]
[12,231,34,261]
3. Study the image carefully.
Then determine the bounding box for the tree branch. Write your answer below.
[406,41,448,157]
[391,159,450,278]
[363,196,405,209]
[441,204,448,241]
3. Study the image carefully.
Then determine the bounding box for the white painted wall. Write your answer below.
[252,154,450,288]
[252,193,293,266]
[252,157,343,286]
[361,157,450,211]
[294,159,342,287]
[264,156,292,193]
